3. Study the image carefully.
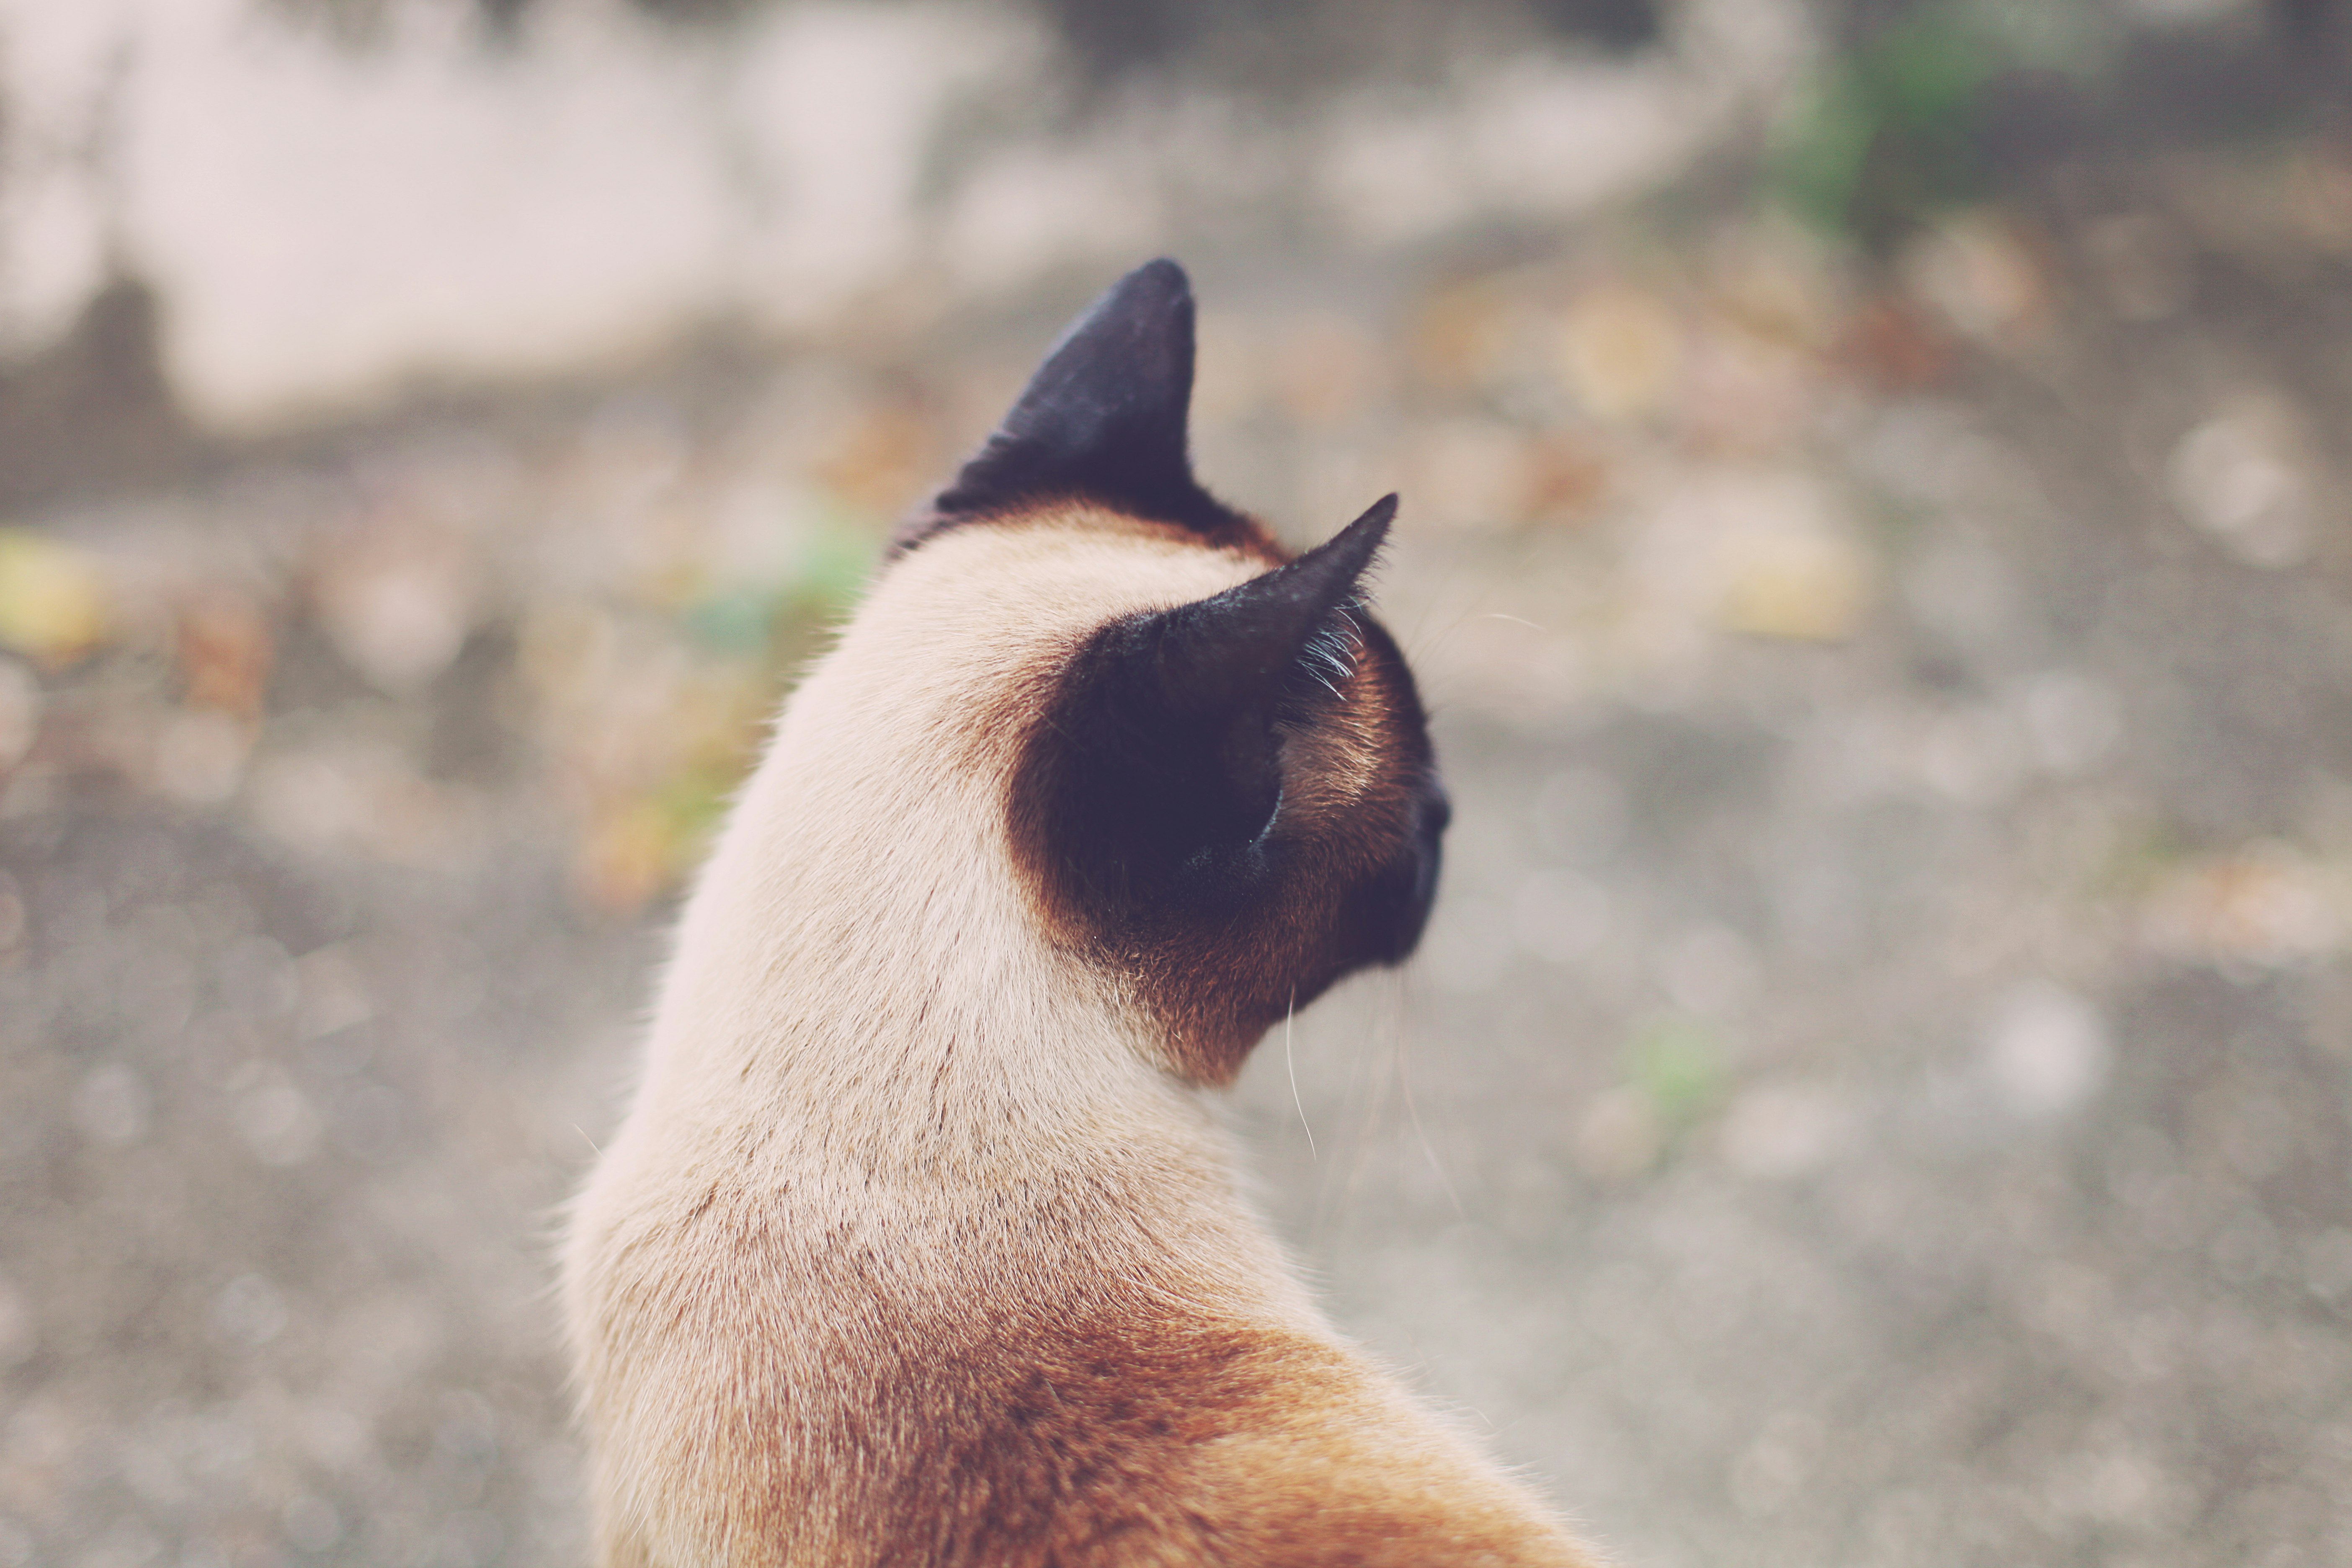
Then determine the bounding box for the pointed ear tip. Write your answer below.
[1349,493,1400,537]
[1100,258,1192,314]
[1294,494,1396,588]
[1132,257,1191,294]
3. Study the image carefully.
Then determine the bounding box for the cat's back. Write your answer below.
[578,1188,1581,1567]
[570,1099,1585,1568]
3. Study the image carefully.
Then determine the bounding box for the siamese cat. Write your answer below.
[561,260,1596,1567]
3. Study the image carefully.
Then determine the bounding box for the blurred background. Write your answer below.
[3,0,2352,1563]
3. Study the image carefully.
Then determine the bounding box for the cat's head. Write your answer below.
[892,260,1447,1084]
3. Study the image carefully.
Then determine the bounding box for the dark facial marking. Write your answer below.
[893,259,1262,556]
[1008,498,1449,1083]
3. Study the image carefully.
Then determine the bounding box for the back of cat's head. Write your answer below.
[687,260,1449,1091]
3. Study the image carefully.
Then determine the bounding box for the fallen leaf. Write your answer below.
[1718,526,1870,641]
[0,531,109,665]
[178,594,274,716]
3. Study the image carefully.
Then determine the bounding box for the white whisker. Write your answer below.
[1284,987,1316,1160]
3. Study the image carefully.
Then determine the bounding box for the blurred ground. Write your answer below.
[5,2,2352,1565]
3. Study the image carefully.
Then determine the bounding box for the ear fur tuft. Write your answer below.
[1149,492,1393,720]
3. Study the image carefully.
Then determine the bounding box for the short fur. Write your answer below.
[562,261,1597,1567]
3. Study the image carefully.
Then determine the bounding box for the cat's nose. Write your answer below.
[1421,784,1452,841]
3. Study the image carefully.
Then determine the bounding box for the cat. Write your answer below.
[560,259,1597,1567]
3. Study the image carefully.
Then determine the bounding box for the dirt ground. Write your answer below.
[4,6,2352,1567]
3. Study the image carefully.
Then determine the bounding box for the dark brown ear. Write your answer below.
[905,259,1249,549]
[1024,495,1396,918]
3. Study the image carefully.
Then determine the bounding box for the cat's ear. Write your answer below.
[930,258,1235,534]
[1146,491,1394,729]
[1034,495,1398,901]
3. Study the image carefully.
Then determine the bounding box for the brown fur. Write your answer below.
[562,498,1597,1565]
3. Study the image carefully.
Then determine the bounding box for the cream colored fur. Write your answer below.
[560,511,1595,1566]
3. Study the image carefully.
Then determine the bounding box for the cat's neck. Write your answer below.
[649,804,1142,1144]
[626,746,1307,1324]
[631,722,1209,1203]
[612,519,1285,1230]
